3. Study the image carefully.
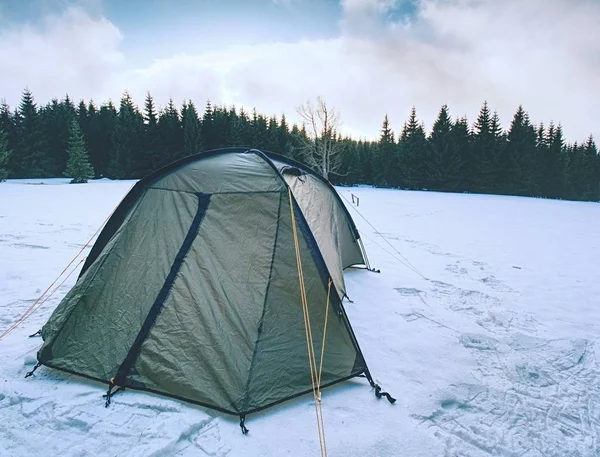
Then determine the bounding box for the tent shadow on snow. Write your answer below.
[27,147,395,430]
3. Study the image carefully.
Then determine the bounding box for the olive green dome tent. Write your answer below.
[31,148,393,431]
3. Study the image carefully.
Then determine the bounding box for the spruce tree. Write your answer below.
[213,106,231,148]
[583,135,599,201]
[156,98,183,166]
[266,116,280,151]
[563,142,585,200]
[339,140,359,184]
[182,100,203,155]
[0,101,17,178]
[202,101,215,149]
[108,91,143,179]
[90,101,116,178]
[542,122,565,198]
[278,114,293,156]
[427,104,461,191]
[374,114,395,187]
[77,100,88,132]
[138,92,161,175]
[289,124,306,161]
[250,109,269,149]
[398,107,428,189]
[64,119,94,183]
[0,129,11,181]
[450,116,471,192]
[13,88,49,178]
[42,95,76,176]
[506,105,538,196]
[0,100,14,139]
[227,107,248,148]
[533,122,547,196]
[472,101,495,193]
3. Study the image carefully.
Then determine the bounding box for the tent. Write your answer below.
[31,147,393,431]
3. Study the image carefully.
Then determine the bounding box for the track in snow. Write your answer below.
[394,253,600,457]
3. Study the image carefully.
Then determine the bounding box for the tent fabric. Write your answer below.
[36,148,372,416]
[274,162,365,299]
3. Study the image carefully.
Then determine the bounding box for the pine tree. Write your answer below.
[427,104,461,191]
[138,92,161,175]
[212,106,230,148]
[398,107,428,189]
[90,101,116,178]
[64,119,94,183]
[356,140,373,184]
[506,105,538,196]
[42,95,76,176]
[157,98,183,164]
[182,100,203,155]
[0,100,17,178]
[108,91,143,179]
[541,122,565,198]
[289,124,306,162]
[250,108,269,149]
[202,101,215,149]
[0,100,13,139]
[12,88,50,178]
[374,114,395,187]
[278,114,293,156]
[228,107,247,148]
[0,129,11,181]
[266,116,280,151]
[450,116,471,192]
[583,135,599,201]
[77,100,88,131]
[472,101,496,193]
[563,142,585,200]
[77,100,93,168]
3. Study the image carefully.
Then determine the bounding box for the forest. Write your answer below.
[0,88,598,202]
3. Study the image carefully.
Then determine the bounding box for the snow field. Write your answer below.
[1,179,599,456]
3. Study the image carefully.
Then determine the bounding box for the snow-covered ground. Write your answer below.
[1,178,599,456]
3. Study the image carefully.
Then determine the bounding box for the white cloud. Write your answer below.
[0,6,124,106]
[1,1,598,142]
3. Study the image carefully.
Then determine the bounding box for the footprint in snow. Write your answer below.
[394,287,423,296]
[420,336,600,456]
[460,333,499,351]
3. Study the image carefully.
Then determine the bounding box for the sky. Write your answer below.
[0,0,598,142]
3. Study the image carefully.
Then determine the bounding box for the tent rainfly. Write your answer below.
[27,148,395,432]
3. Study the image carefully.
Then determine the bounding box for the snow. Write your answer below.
[1,179,600,456]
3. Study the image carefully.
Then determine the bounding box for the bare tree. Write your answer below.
[295,96,345,180]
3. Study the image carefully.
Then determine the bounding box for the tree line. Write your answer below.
[0,88,598,202]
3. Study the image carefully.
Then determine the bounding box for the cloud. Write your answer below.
[0,6,124,106]
[1,0,598,143]
[334,0,600,140]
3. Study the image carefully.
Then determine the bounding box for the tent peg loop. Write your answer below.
[365,373,396,404]
[103,378,121,408]
[368,267,381,273]
[28,329,42,338]
[239,415,249,435]
[373,383,396,404]
[24,362,41,378]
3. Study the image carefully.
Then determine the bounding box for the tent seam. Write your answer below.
[241,191,283,412]
[38,360,365,416]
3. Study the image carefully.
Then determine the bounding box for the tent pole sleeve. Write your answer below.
[112,192,212,386]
